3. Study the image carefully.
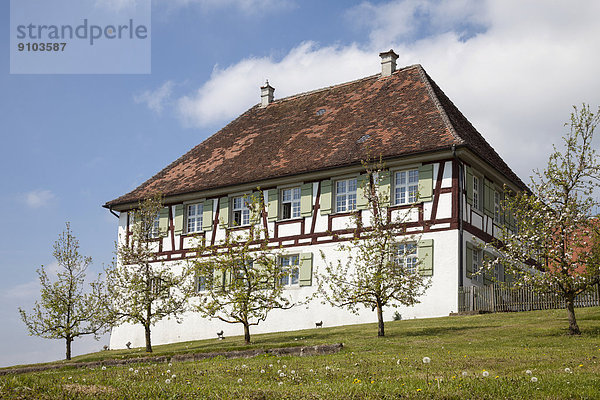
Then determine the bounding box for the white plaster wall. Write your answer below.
[109,229,459,349]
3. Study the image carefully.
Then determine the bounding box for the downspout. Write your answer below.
[452,144,464,288]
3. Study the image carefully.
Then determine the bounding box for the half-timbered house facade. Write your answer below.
[104,50,526,349]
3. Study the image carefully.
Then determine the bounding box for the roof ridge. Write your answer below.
[265,64,422,106]
[416,65,463,145]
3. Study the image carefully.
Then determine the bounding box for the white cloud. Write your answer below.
[24,190,56,209]
[134,81,175,114]
[172,0,600,181]
[94,0,139,12]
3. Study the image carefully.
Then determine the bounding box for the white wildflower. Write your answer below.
[462,371,468,377]
[168,362,172,367]
[482,371,489,377]
[101,366,107,370]
[238,378,243,383]
[278,382,283,386]
[166,369,171,374]
[129,368,134,372]
[134,370,139,374]
[165,379,171,384]
[242,364,247,369]
[280,372,285,377]
[309,369,314,373]
[396,359,401,365]
[526,370,532,375]
[531,377,538,383]
[291,370,295,374]
[260,369,265,374]
[564,367,572,373]
[172,374,176,379]
[422,357,431,364]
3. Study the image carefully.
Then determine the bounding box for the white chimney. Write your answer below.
[260,80,275,107]
[379,49,399,77]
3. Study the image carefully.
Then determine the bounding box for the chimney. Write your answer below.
[260,80,275,107]
[379,49,399,77]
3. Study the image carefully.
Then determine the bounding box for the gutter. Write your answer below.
[108,206,119,219]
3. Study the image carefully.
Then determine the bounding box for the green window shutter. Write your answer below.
[250,193,261,225]
[213,269,224,290]
[174,205,184,235]
[466,166,473,205]
[320,180,332,215]
[466,242,473,278]
[356,175,369,210]
[484,179,494,217]
[219,197,229,227]
[299,253,313,286]
[378,171,391,207]
[267,189,279,222]
[159,207,169,237]
[418,164,434,202]
[417,239,434,276]
[301,183,313,217]
[202,200,213,231]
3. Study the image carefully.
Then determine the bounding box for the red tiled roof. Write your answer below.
[105,64,526,208]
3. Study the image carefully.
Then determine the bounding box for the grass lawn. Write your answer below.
[1,307,599,399]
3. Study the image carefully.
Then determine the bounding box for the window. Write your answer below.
[393,243,418,273]
[493,262,501,282]
[281,187,301,220]
[280,255,299,287]
[335,178,357,212]
[150,277,167,297]
[232,195,251,226]
[149,212,160,238]
[234,260,253,282]
[472,248,482,282]
[472,176,481,211]
[186,203,203,233]
[493,191,504,224]
[394,169,418,205]
[196,275,207,292]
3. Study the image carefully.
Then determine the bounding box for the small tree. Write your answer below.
[105,195,192,352]
[318,160,430,337]
[486,104,600,335]
[191,192,294,344]
[19,223,108,360]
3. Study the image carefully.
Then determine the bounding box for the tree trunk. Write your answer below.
[565,295,581,335]
[144,324,153,352]
[65,336,72,360]
[376,302,385,337]
[243,323,251,344]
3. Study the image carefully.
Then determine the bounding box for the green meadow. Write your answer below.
[2,307,599,399]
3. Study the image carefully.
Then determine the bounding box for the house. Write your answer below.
[104,50,527,349]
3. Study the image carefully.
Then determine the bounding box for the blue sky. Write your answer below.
[1,0,600,367]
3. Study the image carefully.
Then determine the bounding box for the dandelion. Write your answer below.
[371,380,375,384]
[482,371,489,377]
[416,388,422,392]
[165,379,171,384]
[101,366,107,370]
[526,370,532,375]
[531,377,538,383]
[422,357,431,364]
[237,378,243,384]
[578,364,583,367]
[565,367,572,373]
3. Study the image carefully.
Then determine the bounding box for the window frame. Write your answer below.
[393,168,419,206]
[279,254,300,287]
[148,212,160,239]
[471,247,483,283]
[334,177,358,213]
[493,189,504,225]
[185,202,204,234]
[195,275,208,293]
[280,187,301,220]
[231,195,251,227]
[472,175,481,211]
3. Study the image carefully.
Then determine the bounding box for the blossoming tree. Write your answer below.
[318,160,431,337]
[191,192,295,344]
[487,105,600,335]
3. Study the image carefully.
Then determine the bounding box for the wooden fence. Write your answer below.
[458,283,600,313]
